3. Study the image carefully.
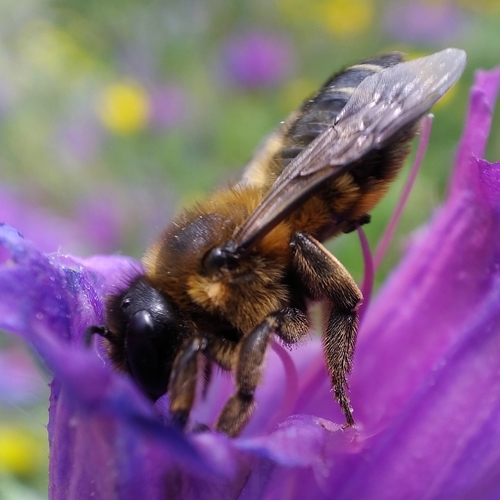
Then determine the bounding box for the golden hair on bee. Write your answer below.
[86,48,466,437]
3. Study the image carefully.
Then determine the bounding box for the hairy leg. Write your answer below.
[291,231,362,426]
[168,337,206,429]
[215,308,308,436]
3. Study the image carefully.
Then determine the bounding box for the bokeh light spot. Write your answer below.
[316,0,374,36]
[98,82,150,134]
[0,425,44,476]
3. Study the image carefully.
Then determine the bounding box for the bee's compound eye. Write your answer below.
[202,247,238,276]
[126,310,167,399]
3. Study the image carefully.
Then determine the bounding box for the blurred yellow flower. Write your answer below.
[316,0,374,36]
[457,0,500,14]
[276,0,373,36]
[17,19,97,82]
[0,425,44,476]
[98,83,150,134]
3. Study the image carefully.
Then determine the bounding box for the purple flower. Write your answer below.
[0,185,122,254]
[0,346,47,405]
[1,66,500,499]
[148,85,188,130]
[221,31,294,89]
[0,186,85,254]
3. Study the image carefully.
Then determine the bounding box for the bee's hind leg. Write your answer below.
[290,232,362,426]
[215,308,309,437]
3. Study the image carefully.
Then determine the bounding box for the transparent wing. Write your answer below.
[232,48,466,251]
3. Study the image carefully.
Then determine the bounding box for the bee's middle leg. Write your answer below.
[215,308,308,437]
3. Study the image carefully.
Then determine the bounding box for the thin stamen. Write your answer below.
[374,114,434,271]
[357,226,374,322]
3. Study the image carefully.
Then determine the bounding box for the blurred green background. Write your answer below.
[1,0,499,497]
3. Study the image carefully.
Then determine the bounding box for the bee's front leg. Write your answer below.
[290,232,362,426]
[215,308,309,437]
[168,337,206,429]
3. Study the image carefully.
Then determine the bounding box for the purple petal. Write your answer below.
[335,282,500,499]
[0,225,214,498]
[236,415,358,466]
[451,68,500,197]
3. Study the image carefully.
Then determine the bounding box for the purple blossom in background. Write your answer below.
[0,186,85,254]
[0,183,174,255]
[74,194,123,253]
[148,85,187,130]
[0,185,121,254]
[0,347,46,405]
[0,67,500,499]
[384,1,469,44]
[221,31,294,88]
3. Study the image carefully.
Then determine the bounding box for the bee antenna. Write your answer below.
[84,325,111,346]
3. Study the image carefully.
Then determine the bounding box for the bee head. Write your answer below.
[87,276,187,401]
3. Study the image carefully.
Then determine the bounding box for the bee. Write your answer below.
[86,48,466,437]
